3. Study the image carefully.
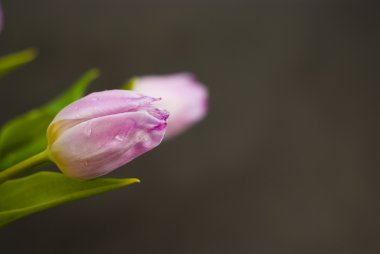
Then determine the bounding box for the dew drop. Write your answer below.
[84,126,92,137]
[115,134,124,141]
[83,161,89,167]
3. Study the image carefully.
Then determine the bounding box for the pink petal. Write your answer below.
[133,73,208,139]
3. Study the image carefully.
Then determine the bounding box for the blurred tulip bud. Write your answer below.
[131,73,208,139]
[47,90,168,179]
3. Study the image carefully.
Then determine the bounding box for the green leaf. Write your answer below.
[0,109,53,169]
[122,77,137,90]
[0,48,38,77]
[0,69,99,171]
[46,68,100,112]
[0,172,139,227]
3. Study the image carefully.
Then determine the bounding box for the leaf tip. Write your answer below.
[131,178,141,184]
[123,178,141,185]
[123,77,138,90]
[88,68,101,79]
[26,47,39,56]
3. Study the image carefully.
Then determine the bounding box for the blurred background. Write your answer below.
[1,1,379,253]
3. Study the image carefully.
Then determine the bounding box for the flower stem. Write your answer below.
[0,150,50,184]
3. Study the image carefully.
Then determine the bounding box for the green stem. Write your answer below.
[0,150,50,184]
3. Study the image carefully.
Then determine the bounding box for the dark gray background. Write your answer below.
[1,1,379,254]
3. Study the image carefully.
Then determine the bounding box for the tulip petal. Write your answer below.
[133,73,208,139]
[52,90,159,125]
[49,110,166,179]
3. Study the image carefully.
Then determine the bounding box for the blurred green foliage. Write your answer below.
[0,48,37,77]
[0,172,139,227]
[0,69,99,171]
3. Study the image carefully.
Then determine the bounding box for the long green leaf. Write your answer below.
[0,48,37,77]
[0,69,99,171]
[0,172,139,227]
[46,69,99,112]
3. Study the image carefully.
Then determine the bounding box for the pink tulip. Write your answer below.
[131,73,208,139]
[47,90,168,179]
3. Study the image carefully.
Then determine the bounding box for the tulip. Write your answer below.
[130,73,208,139]
[47,90,168,179]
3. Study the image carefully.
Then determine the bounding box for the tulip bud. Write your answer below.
[47,90,168,180]
[131,73,208,139]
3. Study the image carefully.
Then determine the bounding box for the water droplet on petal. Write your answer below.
[115,134,124,141]
[84,126,92,137]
